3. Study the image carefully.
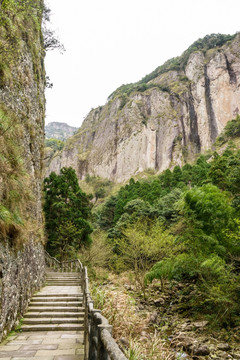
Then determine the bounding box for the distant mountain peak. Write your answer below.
[45,122,78,141]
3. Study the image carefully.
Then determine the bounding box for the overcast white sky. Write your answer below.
[45,0,240,128]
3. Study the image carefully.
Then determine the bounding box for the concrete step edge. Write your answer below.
[21,324,84,331]
[23,318,84,324]
[24,312,84,317]
[28,307,84,312]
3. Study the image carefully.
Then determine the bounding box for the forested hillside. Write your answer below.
[93,117,240,324]
[62,117,235,358]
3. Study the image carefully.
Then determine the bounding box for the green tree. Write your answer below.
[183,184,233,240]
[45,138,65,151]
[224,114,240,138]
[97,196,117,230]
[43,167,92,260]
[113,221,175,297]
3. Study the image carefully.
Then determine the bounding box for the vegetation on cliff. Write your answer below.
[0,0,46,248]
[0,0,45,88]
[108,33,237,100]
[0,108,30,245]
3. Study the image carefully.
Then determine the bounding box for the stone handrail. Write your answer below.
[45,252,127,360]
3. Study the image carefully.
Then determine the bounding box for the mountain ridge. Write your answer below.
[46,33,240,182]
[45,121,77,141]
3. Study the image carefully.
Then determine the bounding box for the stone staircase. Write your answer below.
[0,256,127,360]
[21,271,84,332]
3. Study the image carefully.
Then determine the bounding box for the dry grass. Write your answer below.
[0,106,45,248]
[91,271,175,360]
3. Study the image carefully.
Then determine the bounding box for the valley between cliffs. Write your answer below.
[47,33,240,182]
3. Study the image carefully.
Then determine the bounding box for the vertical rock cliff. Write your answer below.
[0,0,46,340]
[47,34,240,182]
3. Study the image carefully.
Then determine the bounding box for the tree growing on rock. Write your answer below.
[43,167,92,260]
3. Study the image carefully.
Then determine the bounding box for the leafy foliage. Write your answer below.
[45,138,64,151]
[108,221,176,298]
[224,114,240,138]
[217,114,240,145]
[43,167,92,260]
[85,174,113,200]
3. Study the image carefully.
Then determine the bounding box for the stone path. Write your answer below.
[0,272,85,359]
[0,330,84,360]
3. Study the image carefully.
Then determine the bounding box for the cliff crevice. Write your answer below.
[204,64,218,143]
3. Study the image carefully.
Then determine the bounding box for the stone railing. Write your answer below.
[45,252,127,360]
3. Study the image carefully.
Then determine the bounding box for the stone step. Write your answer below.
[24,311,84,318]
[47,272,79,275]
[45,284,81,286]
[46,278,80,281]
[30,301,82,307]
[46,282,80,284]
[32,293,82,297]
[46,276,80,278]
[46,277,80,279]
[46,276,81,281]
[28,306,83,312]
[46,278,80,279]
[46,276,80,281]
[21,323,84,331]
[46,277,80,280]
[46,280,80,282]
[23,317,84,324]
[46,279,80,281]
[45,283,81,286]
[31,297,83,302]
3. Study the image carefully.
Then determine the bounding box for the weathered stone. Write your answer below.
[231,351,240,359]
[0,242,45,341]
[154,298,165,306]
[192,344,210,356]
[171,334,196,350]
[192,321,209,329]
[180,323,193,332]
[215,350,233,359]
[217,343,231,351]
[148,311,158,324]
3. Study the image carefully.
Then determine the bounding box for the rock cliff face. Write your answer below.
[0,0,45,340]
[47,34,240,182]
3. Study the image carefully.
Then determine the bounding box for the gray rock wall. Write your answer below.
[0,241,45,341]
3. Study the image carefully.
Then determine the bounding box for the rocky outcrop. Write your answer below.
[47,34,240,182]
[0,0,46,340]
